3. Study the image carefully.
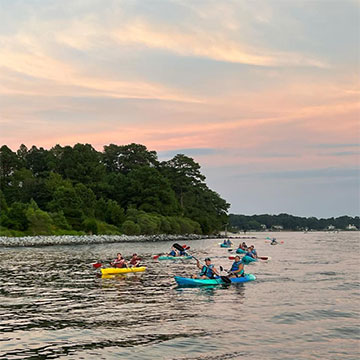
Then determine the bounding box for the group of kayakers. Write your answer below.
[106,239,261,281]
[110,253,141,268]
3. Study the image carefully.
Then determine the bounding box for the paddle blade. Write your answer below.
[93,262,102,268]
[153,255,160,259]
[220,276,231,284]
[228,256,235,260]
[173,243,184,252]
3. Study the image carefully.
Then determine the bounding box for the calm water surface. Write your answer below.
[0,232,359,359]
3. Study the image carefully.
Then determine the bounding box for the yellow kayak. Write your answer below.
[101,266,146,275]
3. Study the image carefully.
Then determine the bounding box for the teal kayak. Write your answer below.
[242,255,257,264]
[220,243,231,248]
[158,255,193,260]
[236,248,246,254]
[174,274,256,287]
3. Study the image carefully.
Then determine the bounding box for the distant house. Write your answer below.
[346,224,358,230]
[272,225,283,230]
[328,225,335,230]
[260,224,267,230]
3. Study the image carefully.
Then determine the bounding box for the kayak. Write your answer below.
[236,248,247,254]
[220,243,231,248]
[174,274,256,287]
[158,255,193,260]
[101,266,146,275]
[241,256,257,264]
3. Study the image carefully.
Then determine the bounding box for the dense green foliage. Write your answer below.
[229,213,360,231]
[0,143,229,236]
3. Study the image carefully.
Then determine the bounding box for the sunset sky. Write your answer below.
[0,0,359,217]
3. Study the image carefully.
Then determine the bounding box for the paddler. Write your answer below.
[110,253,128,268]
[179,245,188,256]
[168,246,179,257]
[245,245,257,259]
[129,253,141,267]
[228,255,245,277]
[238,242,247,250]
[193,257,220,279]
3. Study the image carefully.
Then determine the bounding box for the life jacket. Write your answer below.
[179,250,187,256]
[114,258,126,268]
[245,252,255,258]
[230,261,244,276]
[200,264,215,278]
[251,249,257,256]
[130,257,140,266]
[169,250,177,256]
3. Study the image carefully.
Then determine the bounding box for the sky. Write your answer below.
[0,0,359,218]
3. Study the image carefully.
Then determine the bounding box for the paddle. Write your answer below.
[92,261,114,268]
[228,256,269,261]
[173,243,231,284]
[218,266,232,284]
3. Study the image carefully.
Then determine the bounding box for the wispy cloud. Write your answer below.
[0,0,358,216]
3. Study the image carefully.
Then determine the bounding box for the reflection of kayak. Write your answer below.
[258,256,271,261]
[271,242,278,245]
[101,266,146,275]
[174,274,256,287]
[220,243,231,248]
[236,248,246,254]
[158,255,193,260]
[242,256,257,264]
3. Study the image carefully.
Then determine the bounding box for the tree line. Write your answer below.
[0,143,229,236]
[229,213,360,231]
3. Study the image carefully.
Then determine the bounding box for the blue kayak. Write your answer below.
[174,274,256,287]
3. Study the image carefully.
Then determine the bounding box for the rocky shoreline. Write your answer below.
[0,234,224,247]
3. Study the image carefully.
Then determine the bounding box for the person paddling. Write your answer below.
[129,253,141,267]
[168,246,179,257]
[110,253,128,268]
[245,245,257,259]
[179,247,188,256]
[271,238,278,245]
[238,242,247,250]
[228,255,245,278]
[193,257,220,279]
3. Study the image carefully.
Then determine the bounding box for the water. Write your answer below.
[0,232,359,359]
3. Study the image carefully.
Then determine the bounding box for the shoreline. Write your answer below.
[0,233,224,248]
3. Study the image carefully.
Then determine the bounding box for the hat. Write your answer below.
[205,257,211,261]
